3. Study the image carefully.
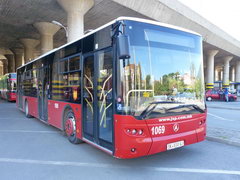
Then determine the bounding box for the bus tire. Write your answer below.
[63,109,83,144]
[25,101,32,118]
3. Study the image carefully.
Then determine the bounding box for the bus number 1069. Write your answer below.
[151,126,165,135]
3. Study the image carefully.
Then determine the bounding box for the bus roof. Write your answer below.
[0,72,16,77]
[17,16,201,69]
[5,73,16,75]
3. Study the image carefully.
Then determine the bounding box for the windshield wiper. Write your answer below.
[139,104,156,120]
[167,104,205,113]
[139,101,183,120]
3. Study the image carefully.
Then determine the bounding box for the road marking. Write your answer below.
[0,118,27,120]
[0,158,240,175]
[151,167,240,175]
[0,130,58,134]
[207,113,234,122]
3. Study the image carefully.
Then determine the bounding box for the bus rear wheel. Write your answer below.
[64,109,82,144]
[25,101,32,118]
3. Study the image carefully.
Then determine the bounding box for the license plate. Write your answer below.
[167,140,184,150]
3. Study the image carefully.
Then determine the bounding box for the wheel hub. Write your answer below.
[65,118,74,136]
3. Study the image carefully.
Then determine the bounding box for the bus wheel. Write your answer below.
[25,101,32,118]
[64,110,82,144]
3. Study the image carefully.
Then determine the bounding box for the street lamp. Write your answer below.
[51,20,68,38]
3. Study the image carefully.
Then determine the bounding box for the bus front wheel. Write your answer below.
[64,109,82,144]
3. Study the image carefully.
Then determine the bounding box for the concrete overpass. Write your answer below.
[0,0,240,91]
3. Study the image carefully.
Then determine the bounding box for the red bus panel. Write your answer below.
[48,100,82,139]
[8,92,16,101]
[114,115,152,159]
[114,113,206,159]
[27,96,38,117]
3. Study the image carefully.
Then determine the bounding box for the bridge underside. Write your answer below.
[0,0,240,91]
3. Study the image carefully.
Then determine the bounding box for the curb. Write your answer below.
[206,136,240,148]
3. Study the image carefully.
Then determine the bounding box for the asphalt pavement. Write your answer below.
[206,99,240,110]
[0,99,240,179]
[206,100,240,147]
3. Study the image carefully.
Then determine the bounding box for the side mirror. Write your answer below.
[117,34,131,59]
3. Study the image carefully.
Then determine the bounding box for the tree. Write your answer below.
[154,72,186,95]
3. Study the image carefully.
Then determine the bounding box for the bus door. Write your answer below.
[82,49,113,151]
[18,72,24,109]
[38,66,49,121]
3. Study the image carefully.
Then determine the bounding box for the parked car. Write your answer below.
[205,89,237,101]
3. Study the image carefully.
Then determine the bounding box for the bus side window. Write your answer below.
[61,72,81,103]
[53,55,81,102]
[69,72,81,102]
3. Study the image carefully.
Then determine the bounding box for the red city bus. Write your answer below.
[16,17,206,159]
[0,73,17,101]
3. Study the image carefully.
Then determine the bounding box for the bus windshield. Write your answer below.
[117,20,205,119]
[10,73,16,79]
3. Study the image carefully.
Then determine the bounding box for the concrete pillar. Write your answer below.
[5,54,15,73]
[215,67,220,81]
[235,61,240,83]
[34,22,60,54]
[203,54,207,82]
[230,66,235,82]
[0,55,7,75]
[221,70,223,83]
[12,48,24,70]
[219,69,222,81]
[235,61,240,96]
[0,60,3,76]
[57,0,94,42]
[1,59,8,74]
[34,50,41,59]
[223,56,233,89]
[20,38,39,63]
[206,50,218,89]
